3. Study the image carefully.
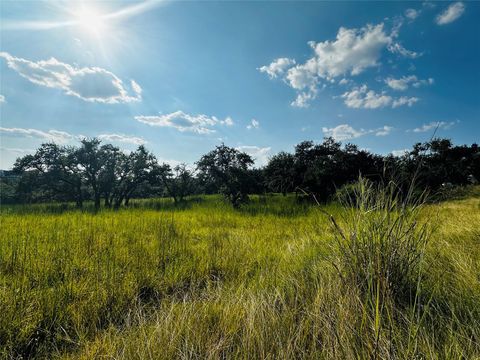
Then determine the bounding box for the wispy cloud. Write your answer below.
[98,134,146,145]
[436,2,465,25]
[0,95,5,104]
[246,119,260,130]
[135,111,234,135]
[0,146,35,154]
[0,127,75,144]
[322,124,394,141]
[1,127,147,147]
[405,8,420,20]
[0,52,142,103]
[385,75,434,91]
[410,120,459,133]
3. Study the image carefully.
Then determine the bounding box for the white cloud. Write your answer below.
[342,85,419,109]
[246,118,260,130]
[387,43,422,59]
[322,124,368,141]
[259,22,420,107]
[236,145,271,167]
[0,52,142,103]
[0,95,5,103]
[391,149,409,157]
[342,85,392,109]
[309,24,392,79]
[0,127,149,147]
[411,120,458,132]
[375,125,394,136]
[385,76,416,91]
[290,88,318,108]
[436,2,465,25]
[385,75,433,91]
[258,58,295,79]
[0,146,35,154]
[135,111,234,135]
[392,96,419,108]
[97,134,146,145]
[405,8,420,20]
[0,127,75,144]
[322,124,393,141]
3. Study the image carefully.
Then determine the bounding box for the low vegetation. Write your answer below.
[1,183,479,359]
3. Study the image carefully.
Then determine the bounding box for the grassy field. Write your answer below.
[1,186,479,359]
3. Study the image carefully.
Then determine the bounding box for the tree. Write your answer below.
[196,144,254,207]
[76,139,108,210]
[13,143,84,207]
[110,145,159,208]
[161,163,195,204]
[264,152,296,195]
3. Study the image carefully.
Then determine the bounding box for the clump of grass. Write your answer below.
[333,179,429,304]
[330,178,438,358]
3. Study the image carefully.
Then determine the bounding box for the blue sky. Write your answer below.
[1,0,479,169]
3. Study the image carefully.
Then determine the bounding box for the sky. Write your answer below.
[1,0,479,169]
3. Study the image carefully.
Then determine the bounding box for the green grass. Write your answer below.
[0,189,479,359]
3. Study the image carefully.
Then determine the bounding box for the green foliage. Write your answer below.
[0,188,479,359]
[196,144,254,207]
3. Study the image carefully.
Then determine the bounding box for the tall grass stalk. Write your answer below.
[331,178,431,359]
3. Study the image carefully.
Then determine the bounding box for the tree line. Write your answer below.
[1,137,478,208]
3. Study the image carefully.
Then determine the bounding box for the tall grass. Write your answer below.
[0,188,479,359]
[330,179,431,358]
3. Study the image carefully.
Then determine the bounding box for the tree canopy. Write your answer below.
[2,137,479,208]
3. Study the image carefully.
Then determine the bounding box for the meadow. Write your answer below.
[1,185,479,359]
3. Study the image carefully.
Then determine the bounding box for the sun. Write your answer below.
[74,4,106,36]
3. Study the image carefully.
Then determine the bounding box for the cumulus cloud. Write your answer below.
[385,75,434,91]
[291,88,318,108]
[322,124,368,141]
[308,24,392,79]
[246,118,260,130]
[135,111,234,135]
[436,2,465,25]
[97,134,146,145]
[258,58,295,79]
[259,22,420,107]
[342,85,392,109]
[0,95,5,103]
[0,52,142,103]
[342,85,419,109]
[410,120,458,132]
[0,127,75,144]
[322,124,394,141]
[236,145,271,167]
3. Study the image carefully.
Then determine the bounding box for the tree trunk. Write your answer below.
[94,194,101,210]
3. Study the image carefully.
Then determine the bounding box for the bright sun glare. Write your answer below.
[74,5,106,36]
